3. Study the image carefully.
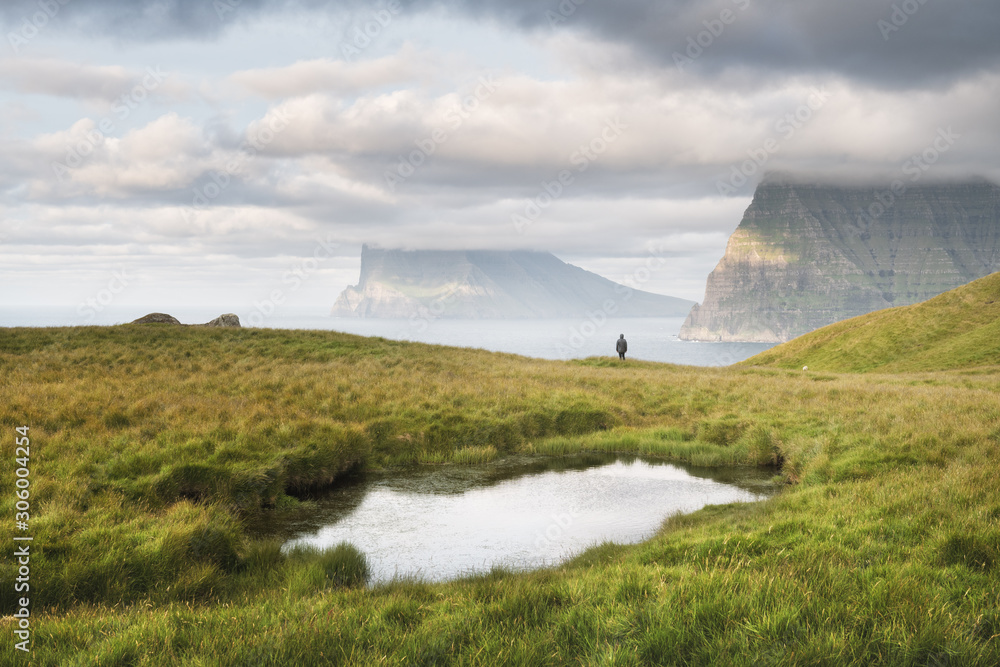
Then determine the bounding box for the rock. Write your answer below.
[332,245,695,318]
[130,312,241,327]
[200,314,241,328]
[680,177,1000,342]
[131,313,182,325]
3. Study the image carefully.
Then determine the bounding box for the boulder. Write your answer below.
[130,312,241,327]
[131,313,182,325]
[200,314,241,328]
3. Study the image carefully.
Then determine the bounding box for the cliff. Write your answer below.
[680,179,1000,342]
[332,247,695,318]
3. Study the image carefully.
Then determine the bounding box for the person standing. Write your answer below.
[616,334,627,360]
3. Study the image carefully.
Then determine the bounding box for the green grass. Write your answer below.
[743,270,1000,372]
[526,424,782,467]
[0,322,999,664]
[284,542,371,591]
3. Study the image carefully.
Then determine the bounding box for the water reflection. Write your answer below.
[274,455,775,584]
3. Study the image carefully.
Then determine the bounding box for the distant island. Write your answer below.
[681,177,1000,342]
[332,246,695,319]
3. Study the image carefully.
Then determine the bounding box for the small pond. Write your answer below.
[270,454,776,584]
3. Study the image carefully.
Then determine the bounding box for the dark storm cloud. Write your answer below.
[3,1,998,87]
[0,0,373,40]
[444,0,1000,88]
[1,0,272,40]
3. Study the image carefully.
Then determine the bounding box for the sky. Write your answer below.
[1,0,998,321]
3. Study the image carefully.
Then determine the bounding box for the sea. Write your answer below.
[0,307,775,366]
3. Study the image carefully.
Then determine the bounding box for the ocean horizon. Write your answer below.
[0,307,775,366]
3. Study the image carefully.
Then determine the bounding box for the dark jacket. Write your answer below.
[616,337,627,353]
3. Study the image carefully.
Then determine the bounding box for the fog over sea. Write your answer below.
[0,307,775,367]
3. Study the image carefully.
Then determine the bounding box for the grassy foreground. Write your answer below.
[0,322,998,665]
[744,271,1000,373]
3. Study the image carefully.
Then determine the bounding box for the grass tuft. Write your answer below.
[285,542,371,589]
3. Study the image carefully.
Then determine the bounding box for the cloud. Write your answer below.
[2,4,998,309]
[0,58,189,106]
[230,45,435,98]
[439,0,1000,88]
[25,113,215,198]
[216,60,1000,202]
[0,0,267,40]
[0,0,381,41]
[10,37,1000,214]
[3,1,998,88]
[0,58,135,100]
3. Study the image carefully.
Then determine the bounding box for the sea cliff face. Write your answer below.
[332,247,695,319]
[680,180,1000,342]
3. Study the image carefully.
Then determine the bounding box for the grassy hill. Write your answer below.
[741,271,1000,372]
[0,324,998,664]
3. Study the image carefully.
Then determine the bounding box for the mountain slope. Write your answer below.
[680,178,1000,342]
[740,271,1000,372]
[332,246,695,318]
